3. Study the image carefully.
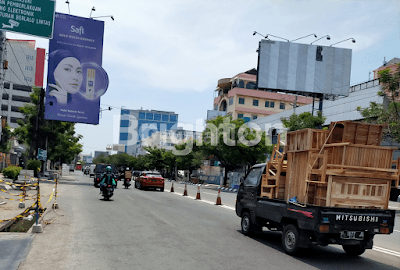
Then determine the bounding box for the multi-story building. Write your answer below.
[213,69,312,122]
[119,109,178,154]
[1,38,45,128]
[133,127,202,156]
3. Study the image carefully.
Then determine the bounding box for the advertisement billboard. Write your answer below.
[44,13,109,124]
[257,40,352,98]
[0,0,55,38]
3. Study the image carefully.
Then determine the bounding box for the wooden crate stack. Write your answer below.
[260,121,400,209]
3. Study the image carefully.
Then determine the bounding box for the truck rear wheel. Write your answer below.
[282,224,300,255]
[342,244,366,256]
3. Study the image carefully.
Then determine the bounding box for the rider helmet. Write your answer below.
[126,167,130,171]
[106,166,112,174]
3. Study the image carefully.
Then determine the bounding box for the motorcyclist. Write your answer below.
[100,166,116,193]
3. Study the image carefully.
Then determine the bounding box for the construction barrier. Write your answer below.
[183,184,188,196]
[195,186,201,200]
[216,190,222,205]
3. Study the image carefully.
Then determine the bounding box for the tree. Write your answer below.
[93,154,108,164]
[199,116,272,186]
[357,64,400,143]
[163,150,177,178]
[175,141,203,181]
[0,124,12,153]
[13,87,83,165]
[281,111,326,132]
[143,146,166,172]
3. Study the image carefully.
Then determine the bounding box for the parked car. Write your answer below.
[136,171,164,191]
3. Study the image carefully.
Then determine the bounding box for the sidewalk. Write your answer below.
[0,175,58,231]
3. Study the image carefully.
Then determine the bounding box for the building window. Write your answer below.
[146,113,153,120]
[26,55,34,61]
[265,101,269,107]
[170,115,177,122]
[214,105,218,110]
[270,101,275,108]
[139,112,145,119]
[11,106,20,113]
[162,114,169,121]
[246,82,256,89]
[280,103,285,110]
[252,115,257,120]
[238,98,245,105]
[228,97,233,106]
[120,120,130,127]
[24,77,32,82]
[238,113,243,119]
[154,114,161,121]
[238,80,245,88]
[24,66,33,71]
[253,99,259,106]
[12,95,31,103]
[243,117,250,123]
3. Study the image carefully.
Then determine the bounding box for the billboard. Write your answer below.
[44,13,109,125]
[257,40,352,98]
[0,0,55,38]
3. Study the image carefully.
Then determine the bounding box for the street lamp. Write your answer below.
[65,0,70,14]
[89,6,95,18]
[291,33,317,42]
[310,35,330,44]
[329,38,356,47]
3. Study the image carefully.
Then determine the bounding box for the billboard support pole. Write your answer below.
[312,97,315,116]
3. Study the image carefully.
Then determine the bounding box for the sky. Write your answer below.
[6,0,400,155]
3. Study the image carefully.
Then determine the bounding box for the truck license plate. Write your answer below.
[340,231,364,240]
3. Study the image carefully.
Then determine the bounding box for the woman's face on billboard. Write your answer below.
[54,57,83,94]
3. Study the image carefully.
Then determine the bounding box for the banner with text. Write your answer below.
[45,13,109,125]
[0,0,55,38]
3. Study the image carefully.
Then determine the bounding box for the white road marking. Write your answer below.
[394,230,400,233]
[373,246,400,258]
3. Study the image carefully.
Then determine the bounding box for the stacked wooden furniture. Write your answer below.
[260,121,400,209]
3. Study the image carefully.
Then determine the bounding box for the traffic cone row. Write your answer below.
[215,189,222,205]
[195,186,201,200]
[170,182,174,193]
[183,184,188,196]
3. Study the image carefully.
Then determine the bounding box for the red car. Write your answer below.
[136,171,164,192]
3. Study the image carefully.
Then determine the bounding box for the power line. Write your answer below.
[6,39,30,87]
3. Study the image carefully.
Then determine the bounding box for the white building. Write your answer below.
[1,37,45,128]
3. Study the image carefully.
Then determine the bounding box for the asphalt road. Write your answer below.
[18,172,400,270]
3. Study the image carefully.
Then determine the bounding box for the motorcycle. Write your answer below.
[101,184,114,200]
[123,170,132,189]
[123,178,131,189]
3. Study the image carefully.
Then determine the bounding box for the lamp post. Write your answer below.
[310,35,330,44]
[265,34,290,42]
[329,38,356,47]
[65,0,70,14]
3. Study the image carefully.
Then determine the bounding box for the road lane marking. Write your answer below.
[373,246,400,258]
[125,195,134,201]
[394,230,400,233]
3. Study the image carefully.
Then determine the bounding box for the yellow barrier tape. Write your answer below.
[0,189,36,197]
[47,189,54,203]
[0,196,35,201]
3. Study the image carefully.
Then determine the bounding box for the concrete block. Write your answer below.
[32,224,43,233]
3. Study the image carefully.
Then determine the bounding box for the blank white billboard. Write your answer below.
[257,40,352,97]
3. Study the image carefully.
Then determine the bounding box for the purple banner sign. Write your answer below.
[44,13,109,125]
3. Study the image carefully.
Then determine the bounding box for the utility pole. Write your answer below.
[0,30,5,139]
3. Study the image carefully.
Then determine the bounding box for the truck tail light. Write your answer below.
[380,227,389,234]
[319,225,329,233]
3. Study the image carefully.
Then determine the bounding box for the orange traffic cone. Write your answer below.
[195,186,201,200]
[215,189,222,205]
[183,184,188,196]
[170,181,174,192]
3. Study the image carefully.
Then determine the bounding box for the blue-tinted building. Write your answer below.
[119,109,178,154]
